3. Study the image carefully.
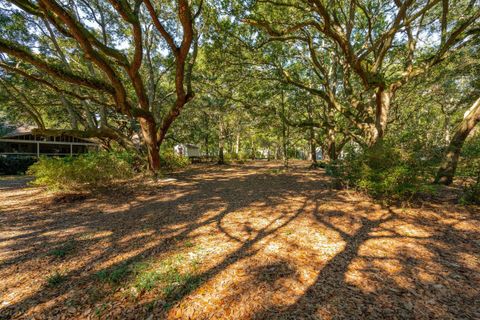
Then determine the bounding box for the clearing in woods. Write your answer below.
[0,161,479,319]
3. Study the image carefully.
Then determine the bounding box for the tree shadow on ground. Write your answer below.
[0,162,326,318]
[1,162,479,319]
[252,200,480,319]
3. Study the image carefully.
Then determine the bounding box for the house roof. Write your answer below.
[0,125,96,144]
[2,125,37,138]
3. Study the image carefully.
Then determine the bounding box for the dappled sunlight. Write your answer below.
[1,162,479,319]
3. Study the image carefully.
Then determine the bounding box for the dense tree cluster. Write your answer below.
[0,0,479,184]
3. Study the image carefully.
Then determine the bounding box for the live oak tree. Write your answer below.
[0,0,202,172]
[244,0,480,145]
[435,97,480,184]
[0,0,479,186]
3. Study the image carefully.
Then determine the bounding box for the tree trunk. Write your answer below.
[435,97,480,185]
[60,95,79,130]
[218,120,225,164]
[99,105,107,128]
[235,131,240,155]
[204,135,209,157]
[281,89,288,167]
[372,88,392,144]
[218,146,225,164]
[139,118,160,173]
[309,126,317,163]
[282,123,288,167]
[322,128,336,162]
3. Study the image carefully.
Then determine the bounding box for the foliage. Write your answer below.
[333,142,432,199]
[460,180,480,205]
[28,152,135,191]
[0,0,479,185]
[0,121,14,136]
[0,0,202,171]
[457,138,480,206]
[0,156,37,175]
[97,262,132,285]
[457,136,480,178]
[159,150,190,170]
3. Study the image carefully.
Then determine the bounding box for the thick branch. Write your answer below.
[0,37,114,93]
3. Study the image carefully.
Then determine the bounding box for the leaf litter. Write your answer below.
[0,161,479,319]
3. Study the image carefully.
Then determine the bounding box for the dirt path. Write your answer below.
[0,162,479,319]
[0,176,32,191]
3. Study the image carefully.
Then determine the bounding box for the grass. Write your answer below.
[161,272,203,304]
[183,240,195,248]
[94,303,108,317]
[48,239,76,258]
[94,247,204,309]
[132,254,188,293]
[96,262,132,285]
[46,271,67,287]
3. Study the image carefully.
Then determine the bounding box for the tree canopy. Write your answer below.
[0,0,479,184]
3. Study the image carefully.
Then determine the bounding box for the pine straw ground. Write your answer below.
[0,161,479,320]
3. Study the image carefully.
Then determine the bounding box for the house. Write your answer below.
[174,144,200,158]
[0,126,98,157]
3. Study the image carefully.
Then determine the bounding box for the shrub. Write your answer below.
[457,138,480,178]
[159,150,190,170]
[224,152,248,163]
[460,182,480,205]
[332,142,429,199]
[0,156,37,175]
[28,151,135,191]
[460,171,480,205]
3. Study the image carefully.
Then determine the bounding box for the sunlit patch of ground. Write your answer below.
[0,161,479,319]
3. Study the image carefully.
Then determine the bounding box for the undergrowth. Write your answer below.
[95,242,204,308]
[160,150,190,170]
[28,151,136,191]
[46,271,67,287]
[48,239,76,258]
[327,142,436,200]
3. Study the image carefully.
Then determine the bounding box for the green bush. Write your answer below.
[0,156,37,175]
[460,182,480,205]
[457,137,480,178]
[28,151,135,191]
[460,171,480,205]
[160,151,190,170]
[333,142,430,199]
[225,152,248,163]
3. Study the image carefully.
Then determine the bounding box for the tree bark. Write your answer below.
[435,97,480,185]
[281,89,289,167]
[307,104,317,163]
[204,135,209,157]
[218,119,225,164]
[372,88,392,144]
[309,126,317,163]
[139,118,160,173]
[235,131,240,155]
[321,128,337,162]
